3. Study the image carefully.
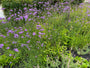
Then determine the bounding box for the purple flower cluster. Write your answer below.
[0,44,4,48]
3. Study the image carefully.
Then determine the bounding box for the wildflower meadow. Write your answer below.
[0,0,90,68]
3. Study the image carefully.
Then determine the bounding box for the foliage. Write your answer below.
[0,0,90,68]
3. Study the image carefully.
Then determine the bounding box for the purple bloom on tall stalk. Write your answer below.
[19,31,24,34]
[39,32,45,35]
[10,9,13,11]
[24,15,28,21]
[8,30,14,33]
[14,34,19,38]
[7,17,11,20]
[0,18,2,20]
[64,2,69,4]
[0,44,4,48]
[27,40,30,43]
[40,29,44,31]
[41,16,45,19]
[2,8,5,10]
[88,14,90,16]
[15,18,20,21]
[1,21,6,24]
[33,12,37,15]
[12,41,17,44]
[41,43,44,47]
[25,29,27,31]
[29,9,33,11]
[36,25,41,28]
[33,32,36,35]
[47,12,51,15]
[6,47,10,49]
[20,16,23,20]
[38,2,43,4]
[14,48,19,52]
[9,54,12,56]
[28,18,31,21]
[21,36,24,38]
[25,35,30,37]
[24,7,27,10]
[21,44,28,47]
[0,35,6,38]
[38,35,41,38]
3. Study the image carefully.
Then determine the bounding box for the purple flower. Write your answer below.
[29,9,33,11]
[15,18,20,21]
[7,17,11,20]
[21,36,24,38]
[2,8,5,10]
[14,48,19,52]
[14,34,19,38]
[24,15,28,21]
[38,35,41,38]
[25,35,30,37]
[39,32,45,35]
[0,35,6,38]
[12,41,17,44]
[6,47,10,49]
[33,12,37,15]
[33,32,36,35]
[40,29,44,31]
[36,25,41,28]
[0,44,4,48]
[41,43,44,47]
[1,21,6,24]
[25,29,27,31]
[9,54,12,56]
[24,7,27,10]
[47,12,51,15]
[38,2,43,4]
[20,16,23,20]
[40,16,45,19]
[27,40,30,43]
[28,18,31,21]
[63,6,70,12]
[8,30,14,33]
[21,44,28,47]
[64,2,69,4]
[19,31,24,34]
[88,14,90,16]
[10,9,13,11]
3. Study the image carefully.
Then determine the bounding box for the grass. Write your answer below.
[0,1,90,68]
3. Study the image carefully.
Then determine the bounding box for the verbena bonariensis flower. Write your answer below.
[0,44,4,48]
[14,34,19,38]
[36,25,41,28]
[14,48,19,52]
[12,41,17,44]
[41,43,44,47]
[27,40,30,43]
[39,32,45,35]
[19,31,24,34]
[6,47,10,49]
[7,17,11,21]
[25,29,27,31]
[40,29,44,31]
[1,21,7,24]
[33,32,36,36]
[88,14,90,16]
[24,15,28,21]
[38,35,41,38]
[9,54,12,56]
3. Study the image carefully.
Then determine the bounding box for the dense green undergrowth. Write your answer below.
[1,0,90,68]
